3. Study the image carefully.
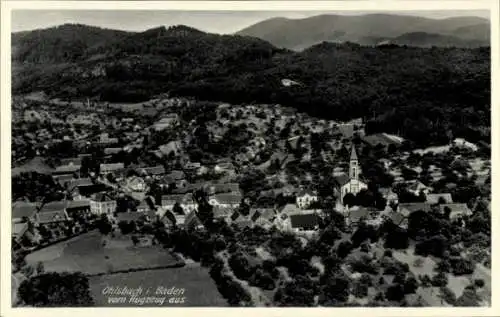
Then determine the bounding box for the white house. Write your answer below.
[90,193,116,217]
[296,190,319,209]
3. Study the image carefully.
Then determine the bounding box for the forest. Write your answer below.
[12,24,491,147]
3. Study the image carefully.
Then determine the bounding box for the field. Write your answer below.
[88,266,227,307]
[25,231,182,275]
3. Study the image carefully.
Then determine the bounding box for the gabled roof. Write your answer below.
[161,194,185,205]
[280,204,301,215]
[439,203,472,215]
[54,174,74,187]
[348,207,371,224]
[100,163,124,171]
[386,211,406,226]
[39,201,67,213]
[290,213,319,230]
[12,201,39,220]
[334,174,350,187]
[37,210,68,224]
[399,203,432,217]
[66,200,90,209]
[54,164,81,174]
[67,178,94,191]
[213,206,233,218]
[91,193,115,202]
[60,157,82,166]
[140,166,165,175]
[426,193,453,204]
[213,193,242,205]
[211,183,240,194]
[166,170,185,180]
[117,212,144,222]
[297,189,317,197]
[12,222,29,239]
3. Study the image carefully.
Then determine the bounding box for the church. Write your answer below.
[334,145,368,207]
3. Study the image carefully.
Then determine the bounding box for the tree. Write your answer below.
[131,235,139,246]
[403,277,419,294]
[431,272,448,287]
[36,262,45,275]
[386,283,405,302]
[343,193,356,207]
[96,215,112,235]
[439,287,457,305]
[18,272,94,307]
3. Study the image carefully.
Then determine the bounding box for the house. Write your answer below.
[161,193,197,213]
[53,164,81,176]
[209,193,242,208]
[60,157,82,166]
[138,166,165,177]
[453,138,478,151]
[99,133,118,145]
[384,211,408,230]
[405,180,431,196]
[37,201,70,225]
[164,170,186,188]
[439,203,472,220]
[334,146,368,204]
[104,147,123,155]
[379,187,398,205]
[289,213,320,232]
[209,183,241,195]
[53,174,75,187]
[67,178,105,199]
[296,189,318,209]
[153,114,179,131]
[213,206,233,220]
[127,176,146,192]
[12,201,39,223]
[90,193,117,217]
[116,212,144,224]
[137,199,153,213]
[184,210,204,231]
[426,193,453,205]
[214,162,236,174]
[398,203,432,217]
[12,221,39,249]
[65,200,91,219]
[158,140,182,157]
[100,163,124,175]
[346,207,371,228]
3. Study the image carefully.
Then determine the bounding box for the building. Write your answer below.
[208,193,242,208]
[334,145,368,205]
[426,193,453,205]
[214,162,236,174]
[161,193,197,213]
[100,163,124,175]
[12,201,39,223]
[384,211,408,230]
[296,189,319,209]
[405,180,431,197]
[398,203,432,217]
[345,207,372,228]
[439,203,472,220]
[90,193,117,217]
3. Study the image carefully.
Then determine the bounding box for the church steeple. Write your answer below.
[349,145,359,180]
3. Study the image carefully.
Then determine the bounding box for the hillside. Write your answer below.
[236,14,490,50]
[386,32,487,48]
[11,23,490,147]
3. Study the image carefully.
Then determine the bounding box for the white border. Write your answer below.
[1,1,499,317]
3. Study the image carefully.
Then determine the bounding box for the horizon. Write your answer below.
[12,10,490,34]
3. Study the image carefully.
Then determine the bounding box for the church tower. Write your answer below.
[349,145,359,180]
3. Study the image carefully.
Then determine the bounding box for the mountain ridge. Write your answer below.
[236,13,490,50]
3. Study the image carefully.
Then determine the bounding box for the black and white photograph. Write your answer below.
[2,0,496,311]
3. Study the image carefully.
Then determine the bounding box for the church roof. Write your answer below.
[334,174,350,187]
[350,145,358,161]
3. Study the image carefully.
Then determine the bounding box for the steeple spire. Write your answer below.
[349,145,359,180]
[350,144,358,161]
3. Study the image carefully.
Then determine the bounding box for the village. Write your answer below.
[11,94,491,307]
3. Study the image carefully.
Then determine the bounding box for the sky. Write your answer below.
[11,9,490,34]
